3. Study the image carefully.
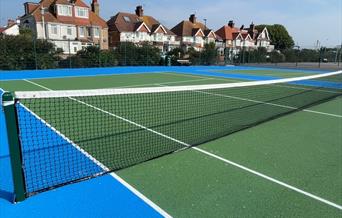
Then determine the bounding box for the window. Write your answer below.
[93,27,100,38]
[87,27,92,37]
[79,27,85,37]
[67,26,72,35]
[75,7,89,18]
[123,16,130,23]
[51,24,58,35]
[57,5,72,16]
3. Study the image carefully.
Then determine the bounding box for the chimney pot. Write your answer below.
[228,20,235,28]
[189,14,196,23]
[250,22,255,29]
[7,19,16,27]
[91,0,100,16]
[135,5,144,17]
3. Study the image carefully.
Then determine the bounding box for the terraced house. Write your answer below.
[107,6,179,53]
[215,20,273,53]
[171,14,217,51]
[20,0,108,54]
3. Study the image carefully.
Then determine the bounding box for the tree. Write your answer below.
[188,47,201,65]
[256,24,294,50]
[201,42,218,65]
[167,47,185,65]
[113,42,161,66]
[0,28,60,70]
[245,47,268,63]
[269,50,285,63]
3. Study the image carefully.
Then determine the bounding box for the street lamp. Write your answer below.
[293,45,300,67]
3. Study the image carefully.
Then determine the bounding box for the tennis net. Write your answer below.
[3,71,342,201]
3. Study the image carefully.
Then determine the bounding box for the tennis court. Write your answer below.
[0,66,341,217]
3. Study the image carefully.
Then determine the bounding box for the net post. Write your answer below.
[2,92,26,202]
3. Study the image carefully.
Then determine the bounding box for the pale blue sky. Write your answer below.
[0,0,341,47]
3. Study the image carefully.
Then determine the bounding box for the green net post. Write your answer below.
[2,92,26,202]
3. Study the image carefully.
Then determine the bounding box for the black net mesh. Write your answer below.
[14,74,342,196]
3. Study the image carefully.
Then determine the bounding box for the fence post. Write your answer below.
[2,92,26,202]
[33,37,38,70]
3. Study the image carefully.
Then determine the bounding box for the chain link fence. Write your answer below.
[1,34,341,70]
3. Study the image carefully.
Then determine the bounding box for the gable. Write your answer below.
[194,29,204,37]
[233,33,243,40]
[154,25,167,34]
[207,31,216,38]
[171,20,207,37]
[257,27,270,40]
[243,34,252,41]
[25,0,107,28]
[136,22,150,33]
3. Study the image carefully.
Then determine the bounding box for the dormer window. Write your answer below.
[123,16,130,23]
[75,7,89,18]
[57,5,72,16]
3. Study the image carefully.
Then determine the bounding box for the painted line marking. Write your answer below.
[194,90,342,118]
[23,79,342,211]
[164,72,341,94]
[158,75,342,118]
[23,79,172,218]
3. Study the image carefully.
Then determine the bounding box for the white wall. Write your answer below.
[45,23,77,40]
[120,32,151,42]
[3,25,19,35]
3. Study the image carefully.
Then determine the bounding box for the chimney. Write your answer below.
[249,22,255,31]
[240,25,244,30]
[91,0,100,16]
[135,5,144,17]
[24,2,30,15]
[24,2,38,15]
[228,20,235,28]
[189,14,196,23]
[7,19,16,27]
[248,22,255,38]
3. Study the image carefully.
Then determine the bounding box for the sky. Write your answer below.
[0,0,341,48]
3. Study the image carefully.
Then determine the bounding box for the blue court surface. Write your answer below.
[0,66,341,218]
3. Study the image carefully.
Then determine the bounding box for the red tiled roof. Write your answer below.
[232,32,242,40]
[26,2,39,14]
[107,12,175,35]
[23,0,107,28]
[0,28,5,33]
[215,25,240,40]
[171,20,208,37]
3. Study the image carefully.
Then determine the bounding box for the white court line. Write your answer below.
[120,78,214,88]
[159,74,342,118]
[194,90,342,118]
[163,72,341,94]
[159,72,237,81]
[24,79,342,211]
[22,79,172,218]
[23,77,213,90]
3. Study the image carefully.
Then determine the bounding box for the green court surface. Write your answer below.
[213,69,315,78]
[1,72,341,217]
[211,69,342,83]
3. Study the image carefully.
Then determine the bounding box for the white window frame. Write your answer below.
[67,26,72,36]
[75,7,89,19]
[57,5,72,17]
[51,24,58,35]
[79,27,85,37]
[93,27,100,38]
